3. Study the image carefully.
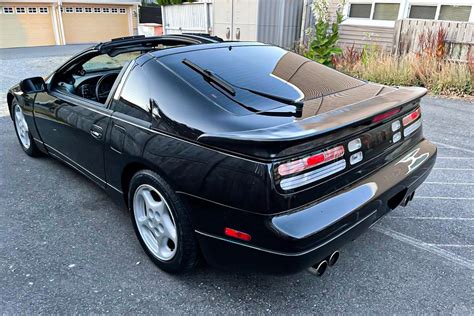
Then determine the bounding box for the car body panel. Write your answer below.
[6,35,437,274]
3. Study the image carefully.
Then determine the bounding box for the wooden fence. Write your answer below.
[393,19,474,62]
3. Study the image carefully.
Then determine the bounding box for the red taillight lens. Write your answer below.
[224,228,251,241]
[277,145,345,176]
[403,108,421,126]
[372,108,401,123]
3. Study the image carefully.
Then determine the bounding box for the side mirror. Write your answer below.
[19,77,46,94]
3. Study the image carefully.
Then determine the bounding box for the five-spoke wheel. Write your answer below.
[129,170,200,273]
[12,101,40,157]
[133,184,178,261]
[14,104,31,150]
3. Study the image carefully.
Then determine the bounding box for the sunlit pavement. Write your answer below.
[1,46,472,314]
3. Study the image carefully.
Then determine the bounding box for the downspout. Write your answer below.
[300,0,308,47]
[51,3,60,45]
[57,0,66,45]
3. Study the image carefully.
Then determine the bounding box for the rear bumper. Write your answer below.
[185,139,437,274]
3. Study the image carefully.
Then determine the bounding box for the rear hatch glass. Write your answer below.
[157,45,370,116]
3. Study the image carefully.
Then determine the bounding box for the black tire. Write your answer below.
[12,100,41,157]
[128,170,200,273]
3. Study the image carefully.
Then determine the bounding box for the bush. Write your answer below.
[334,45,472,97]
[304,0,345,67]
[155,0,194,5]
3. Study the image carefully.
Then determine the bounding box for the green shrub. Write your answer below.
[304,0,345,67]
[155,0,194,5]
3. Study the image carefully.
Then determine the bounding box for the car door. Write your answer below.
[34,90,112,187]
[103,63,156,192]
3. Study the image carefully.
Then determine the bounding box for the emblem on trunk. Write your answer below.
[396,148,429,174]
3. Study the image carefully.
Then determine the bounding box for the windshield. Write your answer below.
[83,52,141,72]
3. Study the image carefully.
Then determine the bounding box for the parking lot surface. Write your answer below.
[1,46,473,314]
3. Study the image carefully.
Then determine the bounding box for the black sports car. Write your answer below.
[7,35,436,275]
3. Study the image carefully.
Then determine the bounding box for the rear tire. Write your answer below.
[12,101,41,157]
[128,170,200,273]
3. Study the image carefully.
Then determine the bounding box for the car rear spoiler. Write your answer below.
[197,87,427,160]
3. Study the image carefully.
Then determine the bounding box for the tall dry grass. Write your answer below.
[334,43,472,97]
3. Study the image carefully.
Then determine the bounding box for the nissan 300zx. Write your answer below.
[7,35,437,275]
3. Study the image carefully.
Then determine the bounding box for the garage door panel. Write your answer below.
[0,11,55,48]
[62,9,130,44]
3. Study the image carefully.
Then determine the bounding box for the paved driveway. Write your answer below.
[1,46,473,314]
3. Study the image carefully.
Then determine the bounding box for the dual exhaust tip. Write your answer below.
[307,250,340,277]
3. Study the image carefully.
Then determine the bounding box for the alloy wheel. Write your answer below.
[133,184,178,261]
[14,104,30,149]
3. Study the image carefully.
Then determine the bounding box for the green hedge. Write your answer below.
[155,0,195,5]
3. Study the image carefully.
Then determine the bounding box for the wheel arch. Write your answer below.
[7,92,15,120]
[120,160,176,208]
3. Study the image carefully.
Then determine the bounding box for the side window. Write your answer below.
[113,66,151,122]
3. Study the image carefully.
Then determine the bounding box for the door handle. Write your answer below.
[90,124,103,140]
[235,27,240,40]
[226,27,230,39]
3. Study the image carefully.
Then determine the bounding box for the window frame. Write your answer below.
[344,1,473,25]
[102,7,110,13]
[28,7,37,14]
[65,7,74,13]
[119,8,127,14]
[39,7,49,14]
[343,1,403,27]
[75,7,83,13]
[406,2,473,22]
[3,7,14,14]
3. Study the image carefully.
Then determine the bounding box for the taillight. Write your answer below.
[402,108,421,126]
[277,145,345,176]
[402,107,422,137]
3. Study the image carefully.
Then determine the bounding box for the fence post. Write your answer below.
[392,19,403,56]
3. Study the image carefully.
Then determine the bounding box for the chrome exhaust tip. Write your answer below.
[307,260,328,277]
[328,251,340,266]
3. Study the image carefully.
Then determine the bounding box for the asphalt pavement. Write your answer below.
[0,46,473,314]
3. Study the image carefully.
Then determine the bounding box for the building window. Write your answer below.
[119,8,126,14]
[84,7,92,13]
[102,8,110,13]
[16,7,26,14]
[39,7,48,14]
[408,5,436,20]
[347,2,400,21]
[65,7,73,13]
[28,7,37,14]
[111,8,118,13]
[439,5,471,22]
[75,7,83,13]
[349,4,371,18]
[94,7,101,13]
[3,7,14,14]
[373,3,400,20]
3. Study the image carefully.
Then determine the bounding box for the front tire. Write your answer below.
[128,170,200,273]
[12,101,41,157]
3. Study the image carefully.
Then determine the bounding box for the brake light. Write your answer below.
[403,108,421,126]
[224,228,251,241]
[277,145,345,176]
[372,108,400,123]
